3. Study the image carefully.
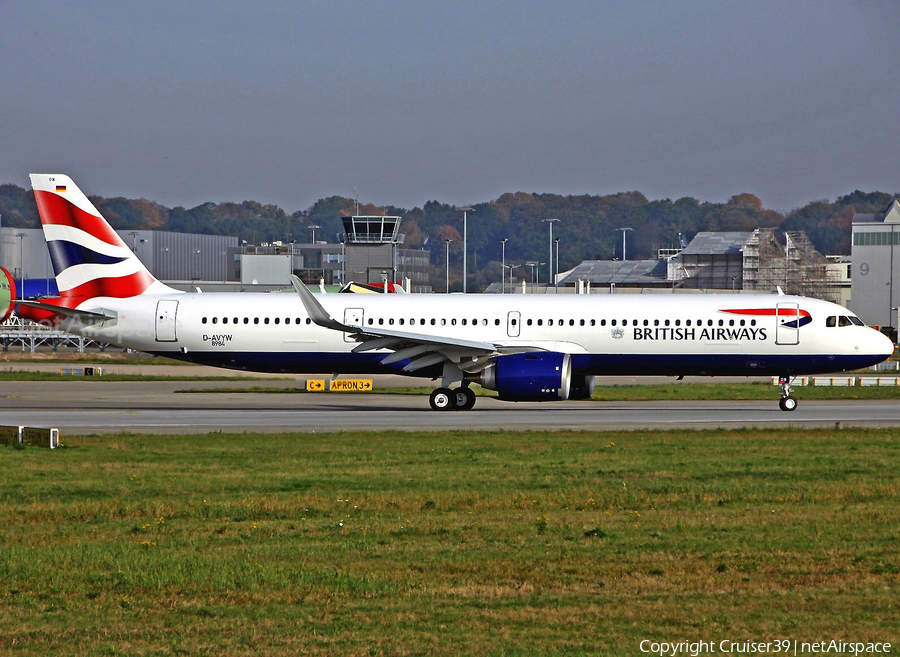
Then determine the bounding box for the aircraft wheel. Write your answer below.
[429,388,454,411]
[779,396,798,412]
[453,387,477,411]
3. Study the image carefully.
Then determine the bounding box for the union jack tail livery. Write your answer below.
[29,174,175,302]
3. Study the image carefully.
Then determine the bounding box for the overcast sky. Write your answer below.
[2,1,898,214]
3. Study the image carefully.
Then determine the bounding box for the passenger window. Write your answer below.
[611,320,617,327]
[750,319,756,327]
[739,319,745,327]
[274,318,280,325]
[246,318,251,324]
[223,318,228,324]
[537,319,543,326]
[202,317,207,324]
[527,319,533,326]
[675,319,681,327]
[441,319,446,326]
[708,320,713,326]
[235,318,240,324]
[728,320,734,326]
[399,318,405,325]
[495,319,500,326]
[580,319,585,326]
[718,319,724,326]
[664,319,670,327]
[389,318,394,325]
[839,316,852,327]
[511,319,517,326]
[306,318,311,325]
[431,319,436,325]
[654,319,659,327]
[685,320,691,327]
[600,319,606,326]
[590,319,595,326]
[264,318,270,325]
[368,318,373,325]
[254,318,259,325]
[548,319,554,326]
[461,319,467,326]
[212,317,218,324]
[450,319,456,326]
[378,318,384,325]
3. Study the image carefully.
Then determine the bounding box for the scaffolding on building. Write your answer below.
[743,229,840,303]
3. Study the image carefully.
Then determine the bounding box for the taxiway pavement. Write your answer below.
[1,380,898,434]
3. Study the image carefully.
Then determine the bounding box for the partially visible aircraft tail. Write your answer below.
[0,267,15,321]
[29,174,176,302]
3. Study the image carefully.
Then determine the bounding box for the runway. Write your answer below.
[2,380,899,434]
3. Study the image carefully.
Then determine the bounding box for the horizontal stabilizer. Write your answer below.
[16,299,115,323]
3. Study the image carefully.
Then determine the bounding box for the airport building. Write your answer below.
[1,217,433,295]
[850,199,900,329]
[555,229,849,304]
[0,227,237,285]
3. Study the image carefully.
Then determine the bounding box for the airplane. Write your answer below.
[2,173,894,412]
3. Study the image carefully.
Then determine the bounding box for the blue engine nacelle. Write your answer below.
[477,352,572,402]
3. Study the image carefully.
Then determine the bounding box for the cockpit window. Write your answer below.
[838,316,852,327]
[849,316,865,326]
[826,316,836,327]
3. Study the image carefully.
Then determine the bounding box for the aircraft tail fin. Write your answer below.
[29,174,176,300]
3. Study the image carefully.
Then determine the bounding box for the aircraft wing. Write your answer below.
[290,275,535,373]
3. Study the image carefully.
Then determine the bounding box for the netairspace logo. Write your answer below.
[639,640,893,656]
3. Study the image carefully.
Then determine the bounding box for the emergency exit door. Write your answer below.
[155,300,179,342]
[775,302,800,346]
[343,308,364,343]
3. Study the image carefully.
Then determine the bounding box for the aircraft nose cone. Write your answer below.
[880,331,897,358]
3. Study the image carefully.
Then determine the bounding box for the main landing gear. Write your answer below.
[429,386,476,411]
[777,376,798,412]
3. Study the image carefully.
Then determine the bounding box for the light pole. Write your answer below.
[458,207,473,293]
[500,238,508,293]
[445,238,452,293]
[505,264,520,291]
[541,218,559,288]
[308,224,320,244]
[554,237,560,291]
[618,227,633,262]
[16,233,26,298]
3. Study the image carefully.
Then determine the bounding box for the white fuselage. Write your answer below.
[61,291,893,378]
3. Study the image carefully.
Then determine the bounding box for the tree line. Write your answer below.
[1,182,895,290]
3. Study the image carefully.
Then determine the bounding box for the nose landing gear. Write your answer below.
[777,376,797,412]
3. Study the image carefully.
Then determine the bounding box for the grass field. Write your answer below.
[1,428,898,655]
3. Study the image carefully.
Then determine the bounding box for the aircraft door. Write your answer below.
[775,302,800,345]
[155,300,178,342]
[507,311,521,337]
[343,308,364,343]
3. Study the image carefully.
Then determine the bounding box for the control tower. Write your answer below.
[341,215,405,284]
